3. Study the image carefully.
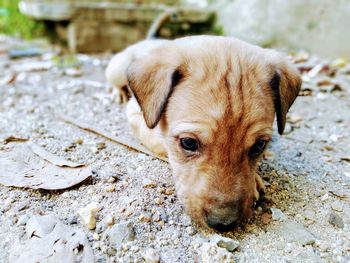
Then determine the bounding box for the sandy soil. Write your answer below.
[0,44,349,263]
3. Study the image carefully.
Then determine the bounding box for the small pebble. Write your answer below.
[328,212,344,228]
[67,215,78,224]
[199,242,234,263]
[143,248,160,263]
[271,208,287,221]
[209,234,240,252]
[154,197,162,205]
[96,142,106,150]
[18,214,30,225]
[139,213,152,223]
[103,214,115,227]
[261,212,272,224]
[142,178,157,188]
[105,185,115,192]
[93,233,100,240]
[106,247,117,256]
[106,221,135,247]
[303,209,316,221]
[78,202,102,230]
[75,138,84,145]
[107,177,116,183]
[330,201,343,212]
[186,226,196,236]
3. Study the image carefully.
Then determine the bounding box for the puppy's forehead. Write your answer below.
[167,41,275,140]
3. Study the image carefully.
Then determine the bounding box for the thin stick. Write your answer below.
[58,114,169,163]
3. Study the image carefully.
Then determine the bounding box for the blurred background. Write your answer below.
[1,0,349,58]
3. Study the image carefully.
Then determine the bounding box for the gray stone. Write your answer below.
[10,215,94,263]
[209,234,240,252]
[199,242,235,263]
[142,248,160,263]
[18,214,30,225]
[272,219,316,246]
[328,212,344,229]
[106,221,135,248]
[271,208,288,221]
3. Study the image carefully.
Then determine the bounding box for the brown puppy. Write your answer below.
[106,36,301,231]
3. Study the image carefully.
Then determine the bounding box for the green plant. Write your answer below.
[0,0,45,39]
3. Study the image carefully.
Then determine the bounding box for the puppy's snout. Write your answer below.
[205,202,241,232]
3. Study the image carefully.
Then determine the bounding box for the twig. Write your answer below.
[58,114,168,163]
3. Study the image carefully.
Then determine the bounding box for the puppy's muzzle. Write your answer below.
[205,201,242,232]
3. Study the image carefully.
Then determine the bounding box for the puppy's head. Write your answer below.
[127,36,301,231]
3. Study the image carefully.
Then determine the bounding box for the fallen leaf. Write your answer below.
[59,114,168,163]
[28,142,85,167]
[9,214,94,263]
[0,142,91,190]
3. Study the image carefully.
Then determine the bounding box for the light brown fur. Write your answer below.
[107,36,301,230]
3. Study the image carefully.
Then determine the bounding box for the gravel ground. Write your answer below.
[0,42,349,263]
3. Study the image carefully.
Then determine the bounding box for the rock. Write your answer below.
[10,215,94,263]
[103,214,115,227]
[106,247,117,256]
[93,233,100,241]
[106,221,135,248]
[78,202,102,230]
[64,68,83,77]
[288,114,303,124]
[18,214,30,225]
[272,219,316,246]
[328,212,344,229]
[303,210,316,221]
[96,142,106,150]
[106,177,116,183]
[186,226,196,236]
[139,213,152,223]
[26,214,57,238]
[67,214,78,224]
[105,185,115,192]
[143,248,160,263]
[261,212,272,224]
[271,208,288,221]
[330,201,343,212]
[209,234,240,252]
[142,178,157,188]
[199,242,235,263]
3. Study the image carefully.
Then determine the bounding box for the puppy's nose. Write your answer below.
[205,202,240,232]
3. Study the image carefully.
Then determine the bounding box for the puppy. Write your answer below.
[106,36,301,231]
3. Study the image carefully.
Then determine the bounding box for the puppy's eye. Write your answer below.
[180,137,199,152]
[249,139,267,157]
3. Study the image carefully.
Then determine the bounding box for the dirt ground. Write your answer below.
[0,40,349,263]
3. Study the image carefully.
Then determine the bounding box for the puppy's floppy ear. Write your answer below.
[270,56,301,135]
[127,45,183,129]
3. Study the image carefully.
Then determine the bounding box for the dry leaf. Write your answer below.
[28,142,84,167]
[0,142,91,190]
[59,114,168,163]
[9,214,94,263]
